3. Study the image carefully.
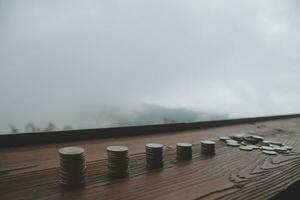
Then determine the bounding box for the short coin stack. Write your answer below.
[107,146,129,178]
[201,140,216,155]
[59,146,86,187]
[146,143,164,169]
[176,143,192,161]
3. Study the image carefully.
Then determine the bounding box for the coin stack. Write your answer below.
[176,143,192,161]
[201,140,216,155]
[107,146,129,178]
[145,143,164,169]
[58,146,86,187]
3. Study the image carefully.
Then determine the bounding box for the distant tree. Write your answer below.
[9,125,19,134]
[63,125,72,130]
[25,123,38,132]
[44,122,56,132]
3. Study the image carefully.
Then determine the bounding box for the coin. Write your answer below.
[274,146,288,153]
[262,140,272,145]
[219,136,230,141]
[284,146,293,150]
[262,150,277,155]
[226,140,240,147]
[261,146,275,151]
[107,146,128,152]
[239,146,253,151]
[247,145,259,149]
[252,135,264,141]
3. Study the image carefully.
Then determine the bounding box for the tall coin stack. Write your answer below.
[201,140,216,155]
[107,146,129,178]
[59,146,86,187]
[176,143,192,161]
[146,143,164,169]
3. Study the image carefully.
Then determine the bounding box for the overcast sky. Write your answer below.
[1,0,300,133]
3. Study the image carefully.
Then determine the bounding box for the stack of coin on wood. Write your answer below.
[145,143,164,169]
[176,142,192,161]
[107,146,129,178]
[58,146,86,187]
[201,140,215,155]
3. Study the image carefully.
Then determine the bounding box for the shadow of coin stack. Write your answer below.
[58,146,86,188]
[146,143,164,169]
[176,142,192,161]
[201,140,216,155]
[107,146,129,178]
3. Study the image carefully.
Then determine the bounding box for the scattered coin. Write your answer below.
[219,136,230,141]
[239,146,253,151]
[261,146,275,151]
[262,150,277,155]
[226,139,240,147]
[270,141,282,146]
[231,134,245,142]
[252,135,264,142]
[284,146,293,150]
[274,146,288,153]
[247,145,259,149]
[243,136,257,144]
[262,140,272,146]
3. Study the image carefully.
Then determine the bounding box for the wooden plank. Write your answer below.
[1,117,300,199]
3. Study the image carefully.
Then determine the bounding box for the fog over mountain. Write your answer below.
[1,0,300,133]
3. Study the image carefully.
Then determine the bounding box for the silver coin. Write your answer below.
[284,146,293,150]
[146,143,164,148]
[252,135,264,141]
[226,141,240,147]
[226,139,238,143]
[275,146,287,153]
[176,142,192,147]
[59,147,85,156]
[261,146,275,151]
[270,141,282,146]
[239,146,253,151]
[107,146,128,152]
[262,150,277,155]
[219,136,230,141]
[201,140,215,145]
[262,140,272,145]
[247,145,259,149]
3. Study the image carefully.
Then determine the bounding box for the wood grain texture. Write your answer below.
[1,117,300,200]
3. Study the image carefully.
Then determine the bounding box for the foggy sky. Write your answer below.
[1,0,300,133]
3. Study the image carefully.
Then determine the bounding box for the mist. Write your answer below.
[1,0,300,133]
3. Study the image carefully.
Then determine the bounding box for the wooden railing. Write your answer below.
[1,113,300,147]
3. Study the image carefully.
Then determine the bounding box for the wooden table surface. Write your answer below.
[1,117,300,200]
